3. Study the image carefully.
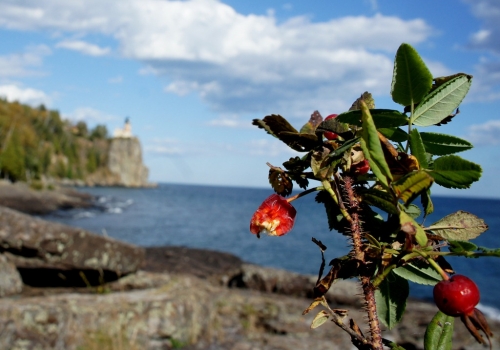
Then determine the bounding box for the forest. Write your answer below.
[0,98,109,184]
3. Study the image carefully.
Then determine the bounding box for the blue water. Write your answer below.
[43,183,500,315]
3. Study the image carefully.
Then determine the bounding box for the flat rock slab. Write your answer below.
[0,272,498,350]
[0,181,92,215]
[0,206,144,285]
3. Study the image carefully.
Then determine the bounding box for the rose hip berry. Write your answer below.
[250,194,297,238]
[323,114,339,140]
[351,159,370,175]
[433,274,480,317]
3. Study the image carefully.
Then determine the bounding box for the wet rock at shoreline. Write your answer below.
[0,180,93,215]
[0,206,144,287]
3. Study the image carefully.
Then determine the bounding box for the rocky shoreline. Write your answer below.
[0,183,497,349]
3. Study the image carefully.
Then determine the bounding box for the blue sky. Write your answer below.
[0,0,499,198]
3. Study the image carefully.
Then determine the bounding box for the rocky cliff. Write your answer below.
[105,137,151,187]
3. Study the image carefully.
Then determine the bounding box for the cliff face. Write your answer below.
[106,137,150,187]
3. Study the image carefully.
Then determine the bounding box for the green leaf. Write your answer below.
[391,43,433,106]
[378,127,408,143]
[336,109,409,128]
[400,211,428,246]
[392,170,434,205]
[360,101,393,188]
[448,240,478,253]
[424,311,454,350]
[394,261,441,286]
[428,155,482,189]
[375,271,409,329]
[420,132,473,155]
[421,189,434,217]
[409,129,429,168]
[317,116,350,135]
[404,204,421,219]
[361,189,398,215]
[477,246,500,257]
[426,210,488,241]
[412,75,472,126]
[349,91,375,110]
[328,137,361,159]
[310,310,330,329]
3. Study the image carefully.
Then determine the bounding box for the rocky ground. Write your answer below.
[0,182,497,350]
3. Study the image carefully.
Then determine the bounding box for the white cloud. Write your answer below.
[56,39,110,56]
[207,117,252,128]
[462,0,500,102]
[0,45,50,78]
[0,84,51,106]
[465,119,500,146]
[65,107,120,124]
[0,0,434,118]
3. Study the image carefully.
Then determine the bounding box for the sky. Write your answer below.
[0,0,500,198]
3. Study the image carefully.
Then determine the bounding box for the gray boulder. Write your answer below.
[0,254,22,297]
[0,206,144,286]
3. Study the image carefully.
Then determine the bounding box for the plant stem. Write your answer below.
[286,186,321,203]
[322,179,352,222]
[344,175,383,350]
[413,250,449,281]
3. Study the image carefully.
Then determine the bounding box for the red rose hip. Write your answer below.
[324,114,339,140]
[351,159,370,175]
[433,274,480,316]
[250,194,296,238]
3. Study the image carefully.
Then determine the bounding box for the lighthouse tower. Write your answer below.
[113,117,133,138]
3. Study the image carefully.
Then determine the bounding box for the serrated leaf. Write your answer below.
[400,211,428,246]
[448,240,478,253]
[428,155,482,189]
[279,131,319,152]
[317,116,350,135]
[424,311,454,350]
[394,262,441,286]
[412,75,472,126]
[409,129,429,168]
[336,109,409,128]
[375,271,409,329]
[252,115,319,152]
[252,114,297,138]
[392,170,434,205]
[360,101,393,188]
[420,132,473,155]
[268,168,293,196]
[311,310,330,329]
[477,246,500,257]
[349,91,375,110]
[361,189,398,215]
[378,127,408,143]
[391,43,433,106]
[426,210,488,241]
[404,204,421,219]
[300,110,323,134]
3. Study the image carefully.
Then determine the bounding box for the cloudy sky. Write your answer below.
[1,0,499,197]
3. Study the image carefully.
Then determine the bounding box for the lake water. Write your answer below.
[42,183,500,318]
